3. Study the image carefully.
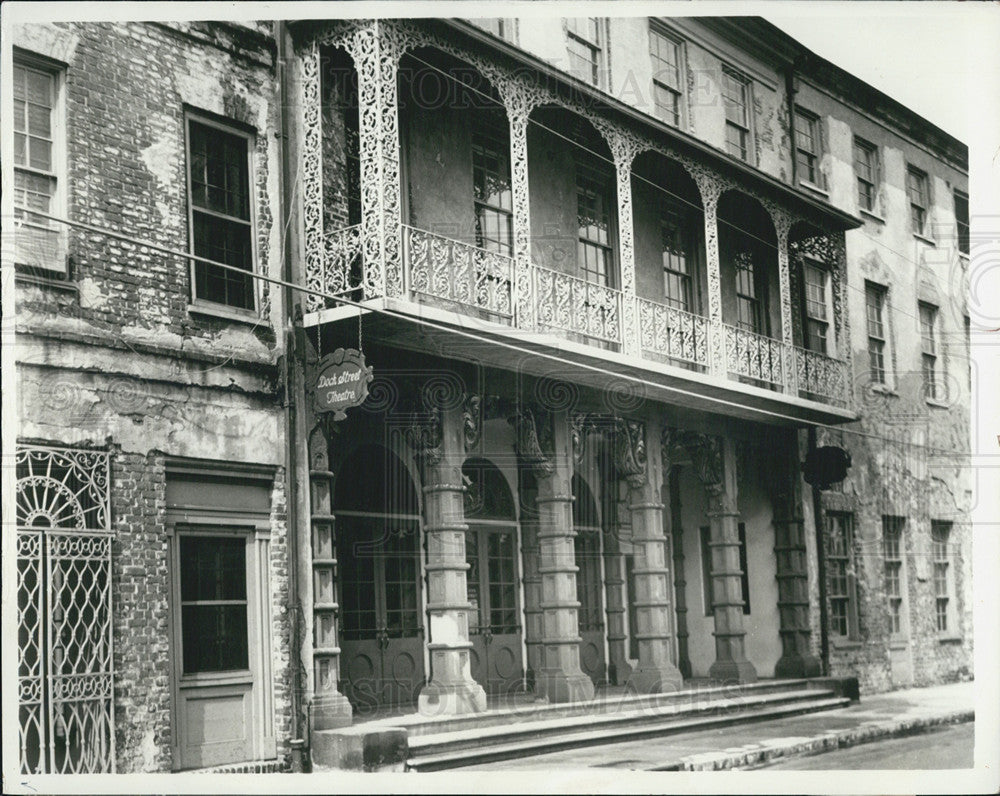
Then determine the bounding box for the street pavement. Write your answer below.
[752,721,973,769]
[457,680,975,772]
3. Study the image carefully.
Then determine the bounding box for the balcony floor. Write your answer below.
[305,297,857,428]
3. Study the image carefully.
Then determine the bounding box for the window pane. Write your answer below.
[182,605,249,673]
[180,536,247,601]
[954,191,969,255]
[189,122,250,220]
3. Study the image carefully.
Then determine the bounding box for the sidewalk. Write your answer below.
[457,680,975,771]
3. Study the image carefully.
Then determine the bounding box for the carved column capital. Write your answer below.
[463,394,482,452]
[570,412,591,465]
[679,431,724,493]
[613,418,647,489]
[405,408,443,468]
[660,425,686,475]
[508,407,555,477]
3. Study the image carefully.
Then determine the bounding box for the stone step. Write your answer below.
[405,694,850,772]
[375,678,814,739]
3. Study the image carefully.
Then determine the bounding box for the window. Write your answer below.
[735,251,762,333]
[866,282,889,384]
[954,189,969,256]
[701,524,750,616]
[826,513,859,639]
[853,137,878,213]
[919,302,941,400]
[721,66,751,161]
[907,165,930,237]
[476,18,514,42]
[649,28,683,126]
[566,18,602,87]
[661,211,693,311]
[882,516,906,636]
[794,107,821,186]
[576,159,614,286]
[180,535,249,673]
[13,54,65,274]
[472,115,512,256]
[931,521,956,634]
[186,116,255,311]
[803,261,832,354]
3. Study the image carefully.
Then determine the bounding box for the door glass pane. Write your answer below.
[180,536,249,673]
[339,518,377,640]
[384,521,420,637]
[487,530,518,633]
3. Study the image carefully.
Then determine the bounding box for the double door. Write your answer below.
[337,513,425,712]
[466,524,524,697]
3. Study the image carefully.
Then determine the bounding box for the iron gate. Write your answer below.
[16,445,115,774]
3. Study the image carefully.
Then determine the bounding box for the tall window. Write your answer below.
[661,212,693,311]
[919,302,940,400]
[794,107,821,186]
[931,521,955,634]
[853,136,878,213]
[13,55,65,273]
[576,160,614,286]
[735,251,761,333]
[866,282,889,384]
[803,262,831,354]
[472,116,513,256]
[649,28,683,126]
[477,18,514,42]
[187,116,255,311]
[907,165,930,237]
[826,513,859,639]
[566,18,602,86]
[882,516,906,636]
[721,66,751,161]
[954,189,969,256]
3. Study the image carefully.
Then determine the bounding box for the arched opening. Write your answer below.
[333,444,424,711]
[462,458,524,697]
[631,150,708,370]
[573,473,606,686]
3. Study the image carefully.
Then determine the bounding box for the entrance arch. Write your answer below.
[462,458,524,698]
[334,444,424,712]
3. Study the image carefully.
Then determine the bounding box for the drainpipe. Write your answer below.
[786,61,799,186]
[276,20,307,755]
[807,426,830,676]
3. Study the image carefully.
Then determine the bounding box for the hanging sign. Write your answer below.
[313,348,373,421]
[802,445,852,491]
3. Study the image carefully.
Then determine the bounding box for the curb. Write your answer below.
[655,709,974,771]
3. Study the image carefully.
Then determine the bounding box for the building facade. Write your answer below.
[7,14,972,774]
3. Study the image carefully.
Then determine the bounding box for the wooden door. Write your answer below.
[575,527,606,686]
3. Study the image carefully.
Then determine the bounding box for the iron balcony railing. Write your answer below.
[310,224,852,408]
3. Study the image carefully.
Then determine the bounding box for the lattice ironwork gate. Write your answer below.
[16,445,115,774]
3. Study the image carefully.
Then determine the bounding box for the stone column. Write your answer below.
[769,432,822,677]
[307,420,354,729]
[409,403,487,715]
[511,408,593,703]
[694,173,726,377]
[615,417,683,694]
[520,509,544,691]
[683,433,757,683]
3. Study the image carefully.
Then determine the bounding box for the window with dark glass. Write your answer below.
[866,282,888,384]
[180,535,249,673]
[735,252,761,333]
[803,262,830,354]
[954,189,969,256]
[576,159,614,286]
[661,213,693,311]
[931,521,954,633]
[920,302,940,400]
[649,28,683,126]
[13,56,64,273]
[794,107,820,185]
[854,137,878,212]
[907,165,929,236]
[187,117,255,310]
[882,516,906,636]
[721,67,750,161]
[566,18,602,86]
[472,115,513,256]
[826,512,859,639]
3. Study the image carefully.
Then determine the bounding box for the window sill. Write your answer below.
[188,301,268,327]
[889,638,909,650]
[831,637,863,649]
[15,269,78,293]
[925,396,951,409]
[937,634,963,644]
[799,180,829,198]
[913,232,937,247]
[859,208,886,224]
[868,383,898,396]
